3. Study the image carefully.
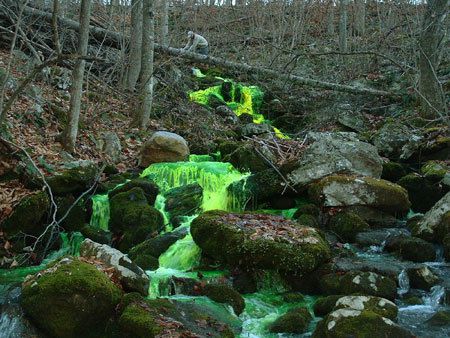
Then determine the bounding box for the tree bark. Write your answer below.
[339,0,348,53]
[138,0,155,129]
[127,0,143,91]
[161,0,169,47]
[354,0,365,36]
[418,0,448,119]
[63,0,92,152]
[327,0,335,36]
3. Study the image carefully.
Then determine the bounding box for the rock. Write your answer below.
[128,227,189,270]
[55,195,88,232]
[319,271,397,300]
[337,111,368,132]
[385,235,436,263]
[47,162,98,196]
[164,183,203,224]
[381,161,407,182]
[398,174,445,213]
[138,131,189,167]
[268,307,312,334]
[288,132,383,187]
[444,234,450,261]
[202,283,245,316]
[108,178,159,205]
[406,266,439,291]
[426,310,450,326]
[373,122,420,160]
[312,309,414,338]
[80,239,150,295]
[233,169,284,203]
[329,211,369,242]
[191,211,331,274]
[345,206,399,228]
[412,192,450,242]
[421,161,449,183]
[231,270,257,294]
[294,204,320,218]
[80,225,112,244]
[0,66,17,90]
[296,214,319,228]
[21,258,122,338]
[333,295,398,320]
[219,141,272,173]
[0,192,49,236]
[402,296,423,305]
[101,132,121,163]
[215,105,239,124]
[355,228,410,248]
[309,175,410,215]
[314,295,344,317]
[109,187,164,252]
[239,123,272,138]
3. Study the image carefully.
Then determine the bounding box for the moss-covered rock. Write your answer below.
[219,141,271,173]
[47,162,98,196]
[109,187,164,252]
[308,175,411,215]
[268,307,312,334]
[191,211,331,274]
[119,302,161,337]
[21,258,122,338]
[402,296,423,305]
[426,310,450,326]
[319,271,397,300]
[1,191,49,236]
[381,162,407,182]
[314,295,344,317]
[55,195,88,232]
[80,225,112,245]
[385,235,436,263]
[164,183,203,224]
[421,161,449,183]
[108,178,159,205]
[406,266,439,291]
[294,203,320,218]
[443,234,450,262]
[329,212,369,242]
[202,283,245,315]
[296,214,319,228]
[333,295,398,320]
[397,174,445,213]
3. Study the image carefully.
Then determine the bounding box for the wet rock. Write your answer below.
[333,295,398,320]
[444,234,450,261]
[294,203,320,218]
[406,266,439,291]
[164,183,203,223]
[412,192,450,243]
[373,122,420,160]
[80,239,150,295]
[108,178,159,205]
[109,187,164,252]
[21,258,122,338]
[355,228,410,248]
[268,307,312,334]
[191,211,331,274]
[202,283,245,316]
[314,295,344,317]
[346,206,399,228]
[231,270,258,294]
[385,235,436,263]
[288,132,383,187]
[426,310,450,326]
[381,161,407,182]
[47,161,98,196]
[328,211,369,242]
[138,131,189,167]
[309,175,410,215]
[402,296,423,305]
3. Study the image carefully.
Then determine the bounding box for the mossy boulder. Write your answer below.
[319,271,397,300]
[294,203,320,218]
[109,187,164,252]
[426,310,450,326]
[444,234,450,261]
[1,191,49,236]
[329,212,369,242]
[47,162,98,196]
[164,183,203,224]
[108,178,159,205]
[381,162,407,182]
[80,225,112,245]
[296,214,319,228]
[333,295,398,320]
[21,258,122,338]
[202,283,245,315]
[406,266,439,291]
[314,295,344,317]
[55,195,88,232]
[421,161,449,183]
[372,122,416,159]
[235,169,285,204]
[308,175,411,215]
[268,307,312,334]
[402,296,423,305]
[191,211,331,274]
[219,141,271,173]
[118,302,162,337]
[397,173,445,213]
[385,235,436,262]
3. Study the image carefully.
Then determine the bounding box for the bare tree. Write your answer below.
[339,0,348,53]
[161,0,169,47]
[354,0,365,36]
[417,0,449,120]
[327,0,335,36]
[63,0,92,152]
[127,0,143,91]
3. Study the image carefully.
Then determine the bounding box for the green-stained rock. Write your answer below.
[397,174,445,213]
[308,175,410,215]
[1,191,49,236]
[329,212,369,242]
[314,295,344,317]
[47,163,98,196]
[21,258,122,338]
[385,235,436,263]
[381,162,407,182]
[268,307,312,334]
[333,295,398,320]
[202,283,245,315]
[108,178,159,205]
[164,183,203,224]
[426,310,450,326]
[319,271,397,300]
[109,187,164,252]
[191,211,331,274]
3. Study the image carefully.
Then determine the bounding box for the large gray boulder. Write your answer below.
[288,132,383,187]
[80,239,149,296]
[373,122,421,159]
[138,131,189,167]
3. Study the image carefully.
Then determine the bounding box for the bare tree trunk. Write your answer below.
[138,0,155,129]
[418,0,449,120]
[127,0,143,91]
[339,0,348,52]
[161,0,169,47]
[327,0,335,36]
[63,0,92,152]
[354,0,365,36]
[52,0,62,55]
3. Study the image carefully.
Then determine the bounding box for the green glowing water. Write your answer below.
[89,194,110,230]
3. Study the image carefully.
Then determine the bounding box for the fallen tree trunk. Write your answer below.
[4,5,396,97]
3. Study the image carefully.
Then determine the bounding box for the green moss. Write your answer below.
[80,225,112,244]
[398,174,445,213]
[314,295,343,317]
[329,212,369,242]
[381,162,407,182]
[55,195,88,232]
[47,164,98,195]
[268,307,312,334]
[108,178,159,205]
[421,161,448,182]
[21,258,122,338]
[385,235,436,263]
[282,292,305,303]
[294,204,320,217]
[219,141,269,173]
[296,214,319,228]
[403,296,423,305]
[119,303,161,338]
[426,310,450,326]
[203,283,245,315]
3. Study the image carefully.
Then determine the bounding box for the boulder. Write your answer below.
[314,295,344,317]
[355,228,410,248]
[268,307,312,334]
[421,160,449,183]
[406,266,439,291]
[21,258,122,338]
[138,131,189,167]
[164,183,203,224]
[219,140,272,173]
[239,123,272,138]
[80,239,150,295]
[191,211,331,274]
[309,175,410,215]
[47,161,98,196]
[381,161,407,182]
[372,122,420,160]
[337,111,368,132]
[55,195,88,232]
[329,211,369,242]
[426,311,450,326]
[385,235,436,263]
[345,206,399,228]
[108,178,159,205]
[201,283,245,316]
[412,192,450,242]
[444,234,450,261]
[288,132,383,187]
[101,132,121,163]
[333,295,398,320]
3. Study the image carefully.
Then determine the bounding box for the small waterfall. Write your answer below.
[89,194,110,230]
[398,269,410,296]
[423,285,445,307]
[158,233,201,271]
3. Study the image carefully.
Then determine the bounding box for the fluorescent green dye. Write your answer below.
[159,233,201,270]
[188,154,214,162]
[89,194,110,230]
